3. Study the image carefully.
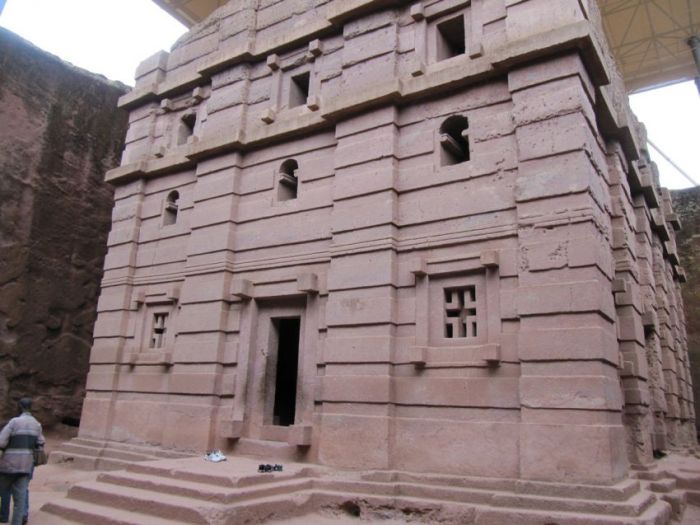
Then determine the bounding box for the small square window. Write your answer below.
[289,72,310,108]
[436,15,466,61]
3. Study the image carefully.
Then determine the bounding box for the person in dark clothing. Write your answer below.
[0,486,9,522]
[0,399,44,525]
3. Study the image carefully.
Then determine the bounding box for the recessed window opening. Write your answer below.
[150,313,168,348]
[436,15,466,61]
[277,159,299,201]
[289,72,310,108]
[439,115,470,166]
[272,317,301,426]
[444,286,477,338]
[177,113,196,145]
[163,190,180,226]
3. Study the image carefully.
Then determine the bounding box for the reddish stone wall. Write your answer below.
[0,28,128,426]
[672,186,700,437]
[78,0,694,492]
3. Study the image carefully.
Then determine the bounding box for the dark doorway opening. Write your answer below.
[272,318,301,426]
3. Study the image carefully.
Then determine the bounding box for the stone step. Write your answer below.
[633,469,667,481]
[49,450,133,471]
[311,490,671,525]
[309,490,480,522]
[42,498,194,525]
[686,490,700,505]
[671,471,700,490]
[491,489,656,517]
[660,491,686,521]
[648,478,677,493]
[469,498,672,525]
[233,438,307,462]
[377,470,641,502]
[58,442,154,462]
[316,477,495,505]
[99,470,315,505]
[362,469,516,492]
[513,477,642,502]
[67,480,213,523]
[67,437,193,459]
[318,477,656,518]
[125,458,317,488]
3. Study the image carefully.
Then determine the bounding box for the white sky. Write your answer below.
[0,0,698,190]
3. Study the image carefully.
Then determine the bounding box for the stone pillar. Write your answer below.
[510,53,628,484]
[166,152,242,451]
[80,178,146,440]
[607,144,655,467]
[318,106,399,470]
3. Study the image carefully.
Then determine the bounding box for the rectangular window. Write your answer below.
[436,15,466,61]
[289,72,310,108]
[444,286,478,339]
[150,313,168,348]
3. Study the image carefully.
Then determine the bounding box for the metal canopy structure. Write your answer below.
[601,0,700,92]
[153,0,700,93]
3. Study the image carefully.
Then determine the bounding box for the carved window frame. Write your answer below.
[127,287,180,366]
[411,251,501,366]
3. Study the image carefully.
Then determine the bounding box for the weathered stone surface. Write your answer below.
[44,1,696,523]
[0,28,128,426]
[671,186,700,437]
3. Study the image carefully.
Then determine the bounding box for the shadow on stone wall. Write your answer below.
[0,27,129,427]
[671,186,700,437]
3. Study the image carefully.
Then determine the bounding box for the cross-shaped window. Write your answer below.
[150,313,168,348]
[444,286,478,338]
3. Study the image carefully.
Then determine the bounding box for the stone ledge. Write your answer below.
[108,24,612,185]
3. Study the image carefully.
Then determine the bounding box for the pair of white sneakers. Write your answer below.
[204,450,227,462]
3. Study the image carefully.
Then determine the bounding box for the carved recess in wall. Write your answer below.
[220,272,321,447]
[410,250,501,367]
[126,285,181,367]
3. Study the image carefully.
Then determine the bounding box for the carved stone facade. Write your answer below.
[77,0,694,518]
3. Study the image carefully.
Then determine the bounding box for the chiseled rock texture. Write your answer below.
[672,186,700,437]
[0,27,128,426]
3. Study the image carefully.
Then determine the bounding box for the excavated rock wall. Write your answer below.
[672,186,700,437]
[0,27,128,426]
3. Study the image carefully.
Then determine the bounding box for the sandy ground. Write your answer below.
[15,432,700,525]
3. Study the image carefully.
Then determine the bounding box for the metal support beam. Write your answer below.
[648,139,699,187]
[689,36,700,96]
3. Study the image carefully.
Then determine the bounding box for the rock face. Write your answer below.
[0,27,128,426]
[672,187,700,436]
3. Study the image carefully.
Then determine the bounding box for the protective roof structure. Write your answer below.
[601,0,699,92]
[152,0,699,93]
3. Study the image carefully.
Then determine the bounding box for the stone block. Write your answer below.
[231,279,254,300]
[520,423,628,484]
[287,425,313,446]
[219,419,244,439]
[318,414,390,470]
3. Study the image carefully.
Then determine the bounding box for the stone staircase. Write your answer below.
[42,454,678,525]
[632,469,687,522]
[49,437,194,471]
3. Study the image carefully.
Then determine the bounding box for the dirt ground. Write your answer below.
[15,430,700,525]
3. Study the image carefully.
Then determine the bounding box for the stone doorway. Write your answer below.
[241,300,309,443]
[270,317,301,427]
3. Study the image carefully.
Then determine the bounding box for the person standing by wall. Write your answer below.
[0,399,44,525]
